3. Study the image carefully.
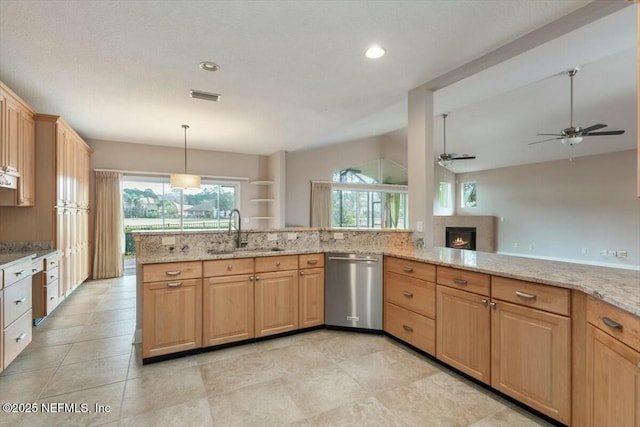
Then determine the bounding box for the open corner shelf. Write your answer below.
[250,180,274,186]
[250,216,273,220]
[250,198,274,202]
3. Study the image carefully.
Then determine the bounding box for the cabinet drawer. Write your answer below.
[4,309,32,369]
[31,259,44,275]
[46,266,59,285]
[384,302,435,355]
[143,261,202,282]
[385,256,435,282]
[203,258,254,277]
[384,271,435,318]
[587,296,640,352]
[4,277,32,326]
[45,254,60,271]
[4,260,32,288]
[46,280,60,315]
[255,255,298,273]
[491,276,570,316]
[299,253,324,269]
[437,266,489,296]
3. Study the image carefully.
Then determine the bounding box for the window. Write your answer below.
[123,176,237,254]
[332,188,408,229]
[439,182,451,208]
[461,181,477,208]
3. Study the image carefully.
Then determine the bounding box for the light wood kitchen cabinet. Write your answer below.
[202,272,254,347]
[585,296,640,427]
[17,113,35,206]
[254,269,299,337]
[491,300,571,424]
[299,267,324,328]
[32,252,61,321]
[2,94,20,175]
[0,289,3,374]
[436,284,491,382]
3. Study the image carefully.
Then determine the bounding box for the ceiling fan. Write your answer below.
[529,68,625,146]
[436,113,476,167]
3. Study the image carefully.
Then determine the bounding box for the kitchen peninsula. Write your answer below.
[134,228,640,426]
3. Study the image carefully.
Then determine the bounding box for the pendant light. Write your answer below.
[170,124,201,189]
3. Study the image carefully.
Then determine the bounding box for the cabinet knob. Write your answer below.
[227,265,233,271]
[255,275,261,281]
[300,271,305,276]
[481,299,488,306]
[275,262,281,267]
[489,302,497,309]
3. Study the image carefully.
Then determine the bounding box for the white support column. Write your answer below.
[408,85,435,247]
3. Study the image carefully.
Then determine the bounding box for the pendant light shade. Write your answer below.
[170,124,201,189]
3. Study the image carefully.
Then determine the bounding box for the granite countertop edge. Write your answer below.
[0,249,61,270]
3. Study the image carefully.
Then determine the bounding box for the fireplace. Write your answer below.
[446,227,477,250]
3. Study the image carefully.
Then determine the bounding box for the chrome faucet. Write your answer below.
[228,209,246,249]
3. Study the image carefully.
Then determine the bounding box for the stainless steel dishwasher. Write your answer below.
[325,252,383,331]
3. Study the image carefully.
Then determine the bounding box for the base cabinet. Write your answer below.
[203,274,254,346]
[255,270,298,337]
[436,285,491,383]
[142,278,202,358]
[491,300,571,425]
[298,267,324,328]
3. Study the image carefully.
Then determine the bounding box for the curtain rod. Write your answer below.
[93,168,250,181]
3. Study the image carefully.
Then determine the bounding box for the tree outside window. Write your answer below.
[461,182,477,208]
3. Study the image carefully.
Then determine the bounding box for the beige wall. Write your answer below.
[284,133,407,227]
[455,150,640,268]
[88,139,270,229]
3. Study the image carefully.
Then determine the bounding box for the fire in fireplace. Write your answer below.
[446,227,477,251]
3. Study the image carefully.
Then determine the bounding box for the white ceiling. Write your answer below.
[0,1,635,172]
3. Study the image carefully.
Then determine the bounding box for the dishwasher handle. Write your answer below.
[327,256,379,262]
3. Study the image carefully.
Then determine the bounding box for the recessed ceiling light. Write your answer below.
[365,46,385,59]
[199,61,220,72]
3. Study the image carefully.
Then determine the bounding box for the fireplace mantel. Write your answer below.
[434,216,496,252]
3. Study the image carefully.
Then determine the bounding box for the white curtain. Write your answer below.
[310,181,332,227]
[93,171,124,279]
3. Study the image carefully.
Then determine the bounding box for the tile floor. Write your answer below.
[0,276,553,427]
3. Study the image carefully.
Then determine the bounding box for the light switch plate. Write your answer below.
[267,233,278,241]
[162,237,176,245]
[287,233,297,240]
[416,221,423,232]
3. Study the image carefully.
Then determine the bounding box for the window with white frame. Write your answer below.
[461,181,477,208]
[439,182,452,209]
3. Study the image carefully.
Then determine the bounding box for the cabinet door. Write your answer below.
[203,274,254,346]
[142,278,202,358]
[436,285,490,383]
[4,98,20,172]
[586,325,640,427]
[299,267,324,328]
[491,300,571,425]
[255,270,298,337]
[56,124,67,206]
[17,113,35,206]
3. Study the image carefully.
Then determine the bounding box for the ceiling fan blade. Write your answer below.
[451,155,476,160]
[528,137,562,145]
[536,133,563,136]
[583,130,625,136]
[581,124,607,133]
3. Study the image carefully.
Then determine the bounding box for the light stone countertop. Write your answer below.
[138,245,640,317]
[0,252,36,270]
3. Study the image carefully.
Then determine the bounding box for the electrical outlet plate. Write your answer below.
[616,250,628,258]
[607,250,617,256]
[287,233,297,240]
[416,221,424,232]
[333,232,344,240]
[162,237,176,245]
[267,233,278,241]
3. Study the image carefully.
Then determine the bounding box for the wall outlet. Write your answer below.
[500,217,504,222]
[513,242,518,249]
[416,221,424,232]
[581,247,587,255]
[333,232,344,240]
[287,233,297,240]
[529,244,534,250]
[607,250,617,256]
[616,250,628,258]
[267,233,278,242]
[162,237,176,245]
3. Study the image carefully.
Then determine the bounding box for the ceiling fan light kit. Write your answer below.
[436,113,476,168]
[529,68,625,146]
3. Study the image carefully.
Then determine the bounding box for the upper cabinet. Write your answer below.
[0,81,36,206]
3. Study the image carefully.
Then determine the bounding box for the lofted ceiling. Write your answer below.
[0,1,636,173]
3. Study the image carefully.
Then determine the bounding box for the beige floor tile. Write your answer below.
[40,354,130,398]
[87,308,136,325]
[283,364,365,417]
[200,351,279,396]
[94,298,135,312]
[292,396,406,427]
[62,335,133,365]
[127,352,199,380]
[468,406,553,427]
[30,325,84,348]
[0,367,56,402]
[119,398,213,427]
[259,343,333,377]
[74,319,135,342]
[1,344,71,375]
[311,331,398,363]
[208,378,305,427]
[120,365,206,418]
[377,372,506,427]
[21,381,125,427]
[338,347,440,391]
[61,295,106,307]
[251,329,334,352]
[52,301,98,316]
[195,342,259,366]
[37,313,93,330]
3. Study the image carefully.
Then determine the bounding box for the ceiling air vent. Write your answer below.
[189,90,221,102]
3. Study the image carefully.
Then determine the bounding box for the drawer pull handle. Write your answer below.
[402,291,414,298]
[300,271,305,276]
[453,278,467,285]
[15,297,26,304]
[515,291,537,300]
[50,261,56,265]
[165,270,182,276]
[15,270,25,276]
[32,268,38,273]
[276,262,281,266]
[50,275,56,279]
[50,296,55,300]
[227,265,233,271]
[307,259,318,265]
[402,267,414,273]
[602,317,623,331]
[402,324,413,332]
[16,333,27,342]
[166,281,183,287]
